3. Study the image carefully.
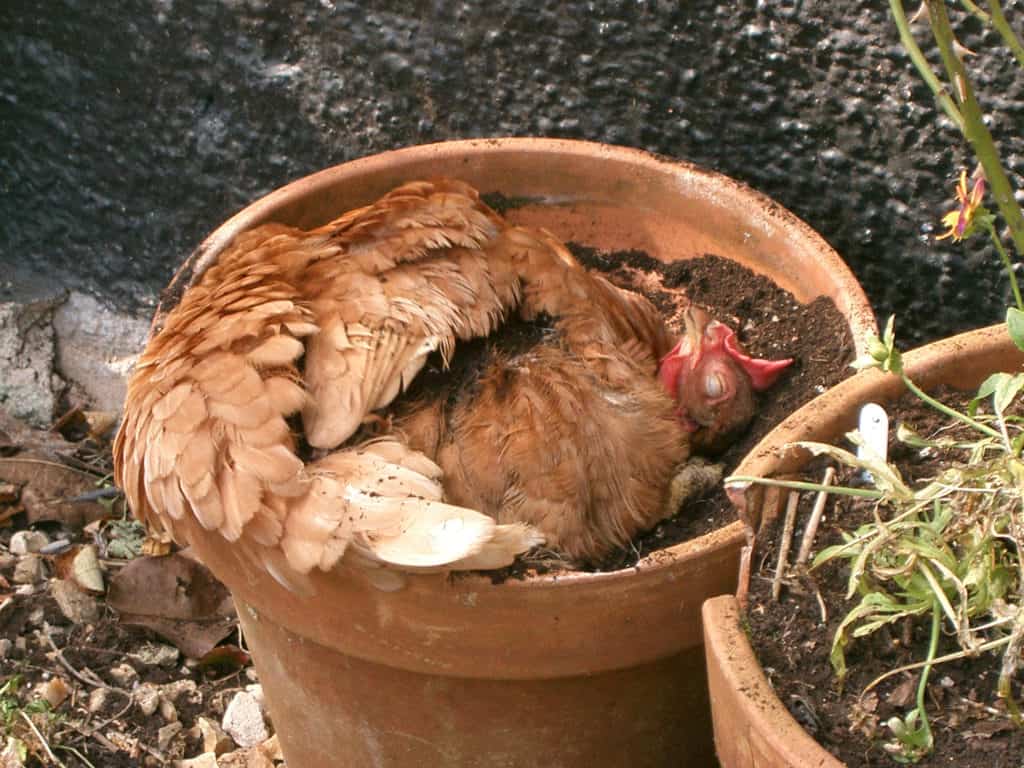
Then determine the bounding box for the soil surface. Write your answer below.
[745,389,1024,766]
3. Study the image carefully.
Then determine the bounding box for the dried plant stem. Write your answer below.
[797,467,835,566]
[772,491,801,601]
[725,475,882,499]
[19,710,65,768]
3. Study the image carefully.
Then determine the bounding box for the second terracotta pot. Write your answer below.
[166,138,876,768]
[704,323,1024,767]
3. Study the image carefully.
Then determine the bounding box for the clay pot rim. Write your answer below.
[705,323,1021,766]
[160,137,875,587]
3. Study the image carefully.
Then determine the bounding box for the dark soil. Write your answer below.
[745,389,1024,766]
[0,585,251,767]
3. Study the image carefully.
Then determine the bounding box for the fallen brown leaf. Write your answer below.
[107,553,237,659]
[197,645,251,676]
[52,545,105,594]
[885,675,917,709]
[0,410,76,458]
[0,455,107,527]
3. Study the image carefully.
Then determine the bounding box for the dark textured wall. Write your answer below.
[3,0,1022,344]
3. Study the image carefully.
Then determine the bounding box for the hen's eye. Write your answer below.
[703,373,725,399]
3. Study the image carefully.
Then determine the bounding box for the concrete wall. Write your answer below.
[4,0,1022,345]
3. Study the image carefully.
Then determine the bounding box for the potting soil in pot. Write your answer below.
[745,388,1024,767]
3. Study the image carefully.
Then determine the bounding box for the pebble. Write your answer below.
[9,530,49,555]
[161,679,201,706]
[13,554,45,584]
[244,683,264,708]
[130,641,180,668]
[135,683,161,717]
[0,638,11,659]
[156,721,183,752]
[88,687,110,714]
[0,552,16,573]
[197,716,234,755]
[51,578,100,624]
[108,663,138,687]
[159,696,178,723]
[222,691,269,748]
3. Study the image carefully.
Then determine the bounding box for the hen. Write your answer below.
[113,179,790,589]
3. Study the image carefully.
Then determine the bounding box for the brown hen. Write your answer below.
[113,179,790,588]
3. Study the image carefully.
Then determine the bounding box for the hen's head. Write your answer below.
[658,307,793,454]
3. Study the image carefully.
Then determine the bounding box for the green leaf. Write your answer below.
[994,372,1024,415]
[1007,307,1024,352]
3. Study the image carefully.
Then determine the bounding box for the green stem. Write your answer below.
[723,476,884,499]
[890,0,965,130]
[900,372,1004,440]
[913,599,942,753]
[985,218,1024,309]
[997,606,1024,724]
[927,0,1024,262]
[960,0,990,22]
[986,0,1024,69]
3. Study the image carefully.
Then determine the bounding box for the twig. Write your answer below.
[54,744,96,768]
[772,491,801,601]
[814,586,829,625]
[19,710,66,768]
[797,467,836,566]
[42,631,130,702]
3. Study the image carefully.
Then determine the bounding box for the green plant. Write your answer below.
[0,676,64,765]
[727,327,1024,760]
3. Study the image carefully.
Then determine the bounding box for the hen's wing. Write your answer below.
[114,180,549,589]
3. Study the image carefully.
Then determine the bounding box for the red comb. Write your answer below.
[713,323,793,390]
[658,337,690,396]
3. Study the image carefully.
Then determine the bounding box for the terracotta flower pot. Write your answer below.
[703,323,1024,768]
[159,138,875,768]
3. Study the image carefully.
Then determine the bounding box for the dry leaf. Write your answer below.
[107,554,237,658]
[53,545,105,594]
[886,675,917,708]
[197,645,251,676]
[0,410,75,458]
[35,677,71,708]
[0,455,107,527]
